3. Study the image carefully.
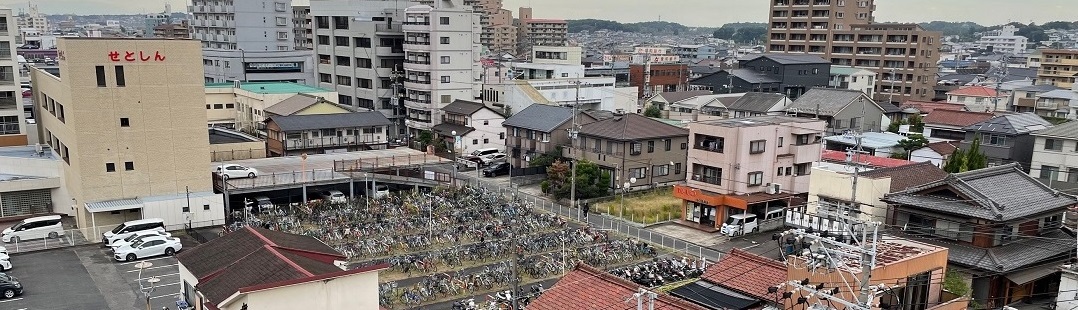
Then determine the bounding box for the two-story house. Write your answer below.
[961,112,1052,171]
[828,65,877,98]
[922,110,995,140]
[689,54,830,98]
[1030,121,1078,190]
[1033,89,1078,118]
[1011,84,1063,114]
[432,100,507,155]
[883,164,1078,309]
[674,116,826,230]
[563,113,688,191]
[265,111,392,156]
[806,162,947,223]
[723,92,790,118]
[502,104,597,168]
[946,86,1003,112]
[783,88,889,135]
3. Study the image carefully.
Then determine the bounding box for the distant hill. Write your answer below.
[567,19,690,34]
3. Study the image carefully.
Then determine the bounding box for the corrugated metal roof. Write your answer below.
[85,198,144,213]
[268,112,392,132]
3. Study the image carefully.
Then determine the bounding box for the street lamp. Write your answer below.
[451,130,459,187]
[620,177,636,219]
[135,261,161,310]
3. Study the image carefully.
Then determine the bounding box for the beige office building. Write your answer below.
[766,0,940,103]
[31,38,224,238]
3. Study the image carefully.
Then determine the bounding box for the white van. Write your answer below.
[1,215,64,243]
[102,218,166,246]
[470,148,501,157]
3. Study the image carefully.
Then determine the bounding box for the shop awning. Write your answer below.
[85,198,144,213]
[670,280,760,310]
[1005,265,1059,285]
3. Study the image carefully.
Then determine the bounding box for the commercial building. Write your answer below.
[675,116,826,230]
[190,0,316,85]
[976,25,1029,55]
[629,63,690,99]
[1036,49,1078,89]
[766,0,941,103]
[204,81,337,135]
[309,0,408,139]
[30,37,225,237]
[0,8,25,147]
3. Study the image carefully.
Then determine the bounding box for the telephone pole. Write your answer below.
[569,80,581,215]
[391,64,403,141]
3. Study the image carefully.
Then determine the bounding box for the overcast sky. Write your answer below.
[6,0,1075,27]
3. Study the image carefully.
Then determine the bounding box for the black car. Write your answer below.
[0,272,23,299]
[482,162,510,177]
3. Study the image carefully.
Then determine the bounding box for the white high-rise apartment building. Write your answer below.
[191,0,315,85]
[15,4,47,45]
[0,8,24,147]
[977,25,1029,55]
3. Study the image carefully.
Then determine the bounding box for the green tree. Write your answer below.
[545,160,570,193]
[416,130,434,148]
[643,105,663,118]
[907,114,925,133]
[712,27,735,40]
[548,160,611,200]
[528,147,563,167]
[732,27,768,44]
[887,118,907,133]
[943,148,965,173]
[896,134,929,157]
[965,137,988,171]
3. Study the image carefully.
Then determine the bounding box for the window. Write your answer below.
[440,37,450,44]
[276,16,288,26]
[124,162,134,171]
[356,58,372,68]
[472,139,478,145]
[786,167,792,176]
[441,95,452,103]
[794,163,810,176]
[354,37,371,48]
[335,56,350,66]
[315,16,329,29]
[182,205,190,213]
[441,76,450,83]
[499,133,505,139]
[95,66,106,87]
[630,168,647,179]
[440,16,449,25]
[358,78,372,89]
[106,163,116,172]
[630,142,641,155]
[1045,139,1063,151]
[332,16,349,29]
[680,142,687,150]
[653,165,670,177]
[777,167,785,176]
[647,141,654,153]
[664,139,671,151]
[114,66,125,87]
[440,56,450,64]
[778,137,783,147]
[0,116,18,134]
[1040,165,1059,180]
[747,171,764,186]
[795,134,813,145]
[334,36,349,46]
[483,120,489,125]
[120,118,130,127]
[317,35,329,45]
[749,140,766,154]
[1068,168,1078,183]
[674,163,681,175]
[982,134,1007,146]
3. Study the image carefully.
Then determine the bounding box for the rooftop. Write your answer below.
[860,161,949,192]
[740,53,829,65]
[832,237,946,270]
[208,127,261,144]
[698,248,786,300]
[502,104,584,133]
[652,90,713,104]
[578,113,688,141]
[899,100,965,114]
[785,88,876,116]
[946,86,999,97]
[823,132,908,149]
[528,263,707,310]
[1033,121,1078,139]
[267,111,392,132]
[695,115,822,128]
[923,110,996,128]
[964,112,1051,135]
[829,65,876,76]
[0,145,55,160]
[821,150,914,169]
[205,82,333,95]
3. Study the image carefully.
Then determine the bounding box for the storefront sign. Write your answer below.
[672,185,748,210]
[244,62,302,73]
[108,50,166,62]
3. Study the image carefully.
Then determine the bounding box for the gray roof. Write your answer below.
[431,122,475,136]
[892,229,1074,273]
[730,69,781,84]
[264,93,333,116]
[442,99,486,116]
[963,112,1051,135]
[1015,84,1063,92]
[784,88,877,116]
[653,90,712,104]
[1038,89,1078,100]
[1033,121,1078,139]
[579,113,688,141]
[726,92,787,113]
[208,127,260,144]
[878,101,902,114]
[883,163,1077,221]
[502,104,575,133]
[740,53,829,65]
[268,112,392,132]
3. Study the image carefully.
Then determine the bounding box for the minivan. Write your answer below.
[1,215,64,243]
[470,148,501,157]
[102,218,166,246]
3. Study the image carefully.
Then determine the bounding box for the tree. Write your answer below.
[546,160,610,200]
[943,148,965,173]
[732,27,768,44]
[712,27,735,40]
[643,104,662,118]
[544,160,570,193]
[965,137,988,171]
[528,147,563,167]
[896,134,929,157]
[907,114,925,133]
[416,130,434,149]
[887,118,907,133]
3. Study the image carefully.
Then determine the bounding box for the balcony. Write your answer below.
[1036,101,1062,110]
[376,23,403,35]
[405,119,434,130]
[402,98,432,110]
[284,135,384,150]
[0,97,15,110]
[403,59,431,71]
[404,79,432,90]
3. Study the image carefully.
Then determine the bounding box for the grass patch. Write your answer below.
[598,188,681,224]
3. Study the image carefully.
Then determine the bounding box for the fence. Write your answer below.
[211,148,267,162]
[333,153,447,172]
[2,220,228,255]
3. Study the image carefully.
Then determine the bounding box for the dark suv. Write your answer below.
[483,162,510,177]
[0,272,23,299]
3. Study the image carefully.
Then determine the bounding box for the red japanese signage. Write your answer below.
[57,50,66,61]
[108,51,166,62]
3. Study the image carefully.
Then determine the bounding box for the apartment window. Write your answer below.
[275,16,287,26]
[335,56,350,66]
[354,37,372,48]
[332,16,349,29]
[630,142,642,155]
[95,66,106,87]
[1040,165,1060,180]
[441,76,450,83]
[440,16,450,25]
[315,16,329,29]
[358,78,372,89]
[441,95,452,103]
[778,167,785,176]
[124,162,135,171]
[336,75,351,86]
[114,66,126,87]
[1045,139,1063,151]
[982,134,1007,146]
[795,134,813,145]
[653,165,669,177]
[1068,168,1078,183]
[317,35,329,45]
[747,171,764,186]
[0,116,18,134]
[440,37,450,44]
[674,163,682,175]
[204,204,211,211]
[786,167,792,176]
[630,168,647,179]
[357,58,372,68]
[120,118,130,127]
[441,56,450,64]
[681,142,687,150]
[541,133,550,142]
[664,139,671,151]
[749,140,766,154]
[794,163,811,176]
[647,141,654,153]
[319,73,332,83]
[106,163,116,172]
[334,36,349,46]
[499,133,505,139]
[778,137,784,147]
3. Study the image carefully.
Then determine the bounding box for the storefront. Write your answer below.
[673,185,748,230]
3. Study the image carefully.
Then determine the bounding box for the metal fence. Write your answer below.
[2,220,227,254]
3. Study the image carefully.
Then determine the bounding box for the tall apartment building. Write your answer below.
[0,9,23,147]
[30,38,225,237]
[190,0,316,84]
[976,25,1028,55]
[468,0,516,55]
[292,0,313,49]
[309,0,409,139]
[516,7,568,56]
[766,0,940,103]
[1036,49,1078,89]
[15,4,47,45]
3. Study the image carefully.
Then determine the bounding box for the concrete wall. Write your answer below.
[225,271,380,310]
[0,150,73,216]
[807,166,891,222]
[457,107,505,153]
[203,49,316,85]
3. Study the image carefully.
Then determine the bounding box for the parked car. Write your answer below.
[102,218,166,247]
[320,190,347,203]
[456,155,483,169]
[109,230,173,250]
[480,153,508,165]
[0,245,6,255]
[0,253,10,271]
[0,272,22,299]
[370,185,390,199]
[469,148,501,157]
[215,164,259,180]
[483,162,510,177]
[1,215,64,243]
[113,236,183,262]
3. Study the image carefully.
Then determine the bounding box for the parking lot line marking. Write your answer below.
[135,272,179,281]
[150,292,181,300]
[126,263,178,272]
[0,297,23,303]
[118,256,174,266]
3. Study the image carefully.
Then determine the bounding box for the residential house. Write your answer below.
[263,93,352,117]
[527,263,707,310]
[911,141,960,167]
[177,226,387,310]
[563,113,689,190]
[204,82,338,136]
[1011,84,1063,114]
[1030,121,1078,190]
[946,86,1004,112]
[689,68,782,94]
[432,100,506,155]
[806,161,947,222]
[1033,89,1078,118]
[823,131,908,158]
[922,110,996,141]
[962,112,1052,171]
[723,92,790,119]
[899,100,964,115]
[664,93,745,121]
[676,116,826,230]
[883,164,1077,309]
[646,90,712,111]
[829,65,877,97]
[783,88,889,135]
[502,104,597,168]
[671,249,787,310]
[690,54,831,98]
[819,150,914,169]
[265,111,392,156]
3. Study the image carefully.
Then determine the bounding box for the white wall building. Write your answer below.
[976,25,1028,55]
[191,0,316,85]
[204,81,337,134]
[829,65,876,97]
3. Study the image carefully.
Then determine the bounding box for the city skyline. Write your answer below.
[4,0,1076,27]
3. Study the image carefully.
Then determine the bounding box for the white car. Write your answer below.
[216,164,259,180]
[0,245,6,255]
[0,253,9,271]
[113,236,183,262]
[480,153,507,165]
[320,190,347,203]
[109,230,172,250]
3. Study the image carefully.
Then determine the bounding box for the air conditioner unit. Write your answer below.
[765,183,781,194]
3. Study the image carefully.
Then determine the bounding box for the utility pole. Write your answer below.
[391,64,402,141]
[632,288,658,310]
[992,65,1007,112]
[887,68,896,105]
[569,80,581,215]
[643,53,652,100]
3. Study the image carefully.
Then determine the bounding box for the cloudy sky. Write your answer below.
[6,0,1074,27]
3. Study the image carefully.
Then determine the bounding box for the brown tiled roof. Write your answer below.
[899,100,964,114]
[923,110,995,127]
[925,141,959,156]
[821,150,913,169]
[861,161,949,192]
[578,113,688,141]
[528,263,708,310]
[699,249,786,300]
[947,86,998,97]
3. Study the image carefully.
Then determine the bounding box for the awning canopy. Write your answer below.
[85,198,144,213]
[670,281,760,310]
[1005,265,1060,285]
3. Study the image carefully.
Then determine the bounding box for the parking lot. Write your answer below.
[1,239,195,310]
